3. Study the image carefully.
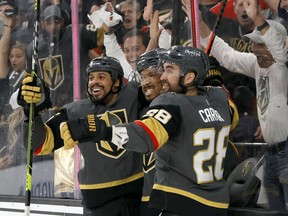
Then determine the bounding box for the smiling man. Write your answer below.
[19,56,148,216]
[138,48,167,101]
[123,29,149,71]
[136,48,167,216]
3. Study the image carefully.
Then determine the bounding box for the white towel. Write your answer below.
[87,2,123,28]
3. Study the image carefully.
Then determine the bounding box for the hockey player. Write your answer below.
[60,46,239,216]
[137,48,166,216]
[19,56,145,216]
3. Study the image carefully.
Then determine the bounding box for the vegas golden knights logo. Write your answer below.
[241,161,252,177]
[96,110,128,159]
[257,76,269,115]
[143,153,155,173]
[39,55,64,90]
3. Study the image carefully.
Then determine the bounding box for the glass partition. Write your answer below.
[0,0,287,214]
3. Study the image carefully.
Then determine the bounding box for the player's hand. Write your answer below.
[60,122,79,150]
[21,76,41,103]
[63,115,110,143]
[111,125,129,149]
[17,73,52,117]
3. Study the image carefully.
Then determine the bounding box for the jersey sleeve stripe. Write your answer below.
[134,119,160,150]
[134,118,169,150]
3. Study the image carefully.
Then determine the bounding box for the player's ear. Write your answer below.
[184,71,196,86]
[112,79,120,91]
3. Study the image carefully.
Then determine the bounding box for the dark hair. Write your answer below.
[123,28,150,48]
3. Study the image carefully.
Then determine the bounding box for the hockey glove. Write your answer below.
[63,114,112,144]
[60,122,79,150]
[17,74,52,117]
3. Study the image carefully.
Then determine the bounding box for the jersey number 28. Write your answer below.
[193,126,230,184]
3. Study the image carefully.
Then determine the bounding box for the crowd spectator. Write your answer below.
[264,0,288,24]
[0,0,33,45]
[0,2,28,119]
[0,105,25,170]
[115,0,147,44]
[99,2,170,81]
[26,4,104,109]
[201,0,258,95]
[198,0,288,210]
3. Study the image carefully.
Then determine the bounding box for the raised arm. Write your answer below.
[243,0,267,33]
[103,25,133,79]
[0,7,13,78]
[145,10,162,52]
[263,0,279,12]
[144,0,171,50]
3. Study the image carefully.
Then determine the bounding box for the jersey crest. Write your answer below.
[257,76,269,115]
[39,55,65,90]
[142,152,155,173]
[96,109,128,159]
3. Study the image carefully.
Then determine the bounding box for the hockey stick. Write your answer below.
[171,0,185,46]
[24,0,40,215]
[205,0,227,55]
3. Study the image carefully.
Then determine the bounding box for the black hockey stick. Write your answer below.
[205,0,227,55]
[24,0,40,215]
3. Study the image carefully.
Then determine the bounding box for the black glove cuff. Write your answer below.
[68,116,111,143]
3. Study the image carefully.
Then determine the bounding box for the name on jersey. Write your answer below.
[199,108,224,123]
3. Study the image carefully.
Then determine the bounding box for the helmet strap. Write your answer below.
[178,77,187,93]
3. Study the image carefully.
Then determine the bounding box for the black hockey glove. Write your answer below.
[17,74,52,117]
[64,114,112,144]
[202,56,223,87]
